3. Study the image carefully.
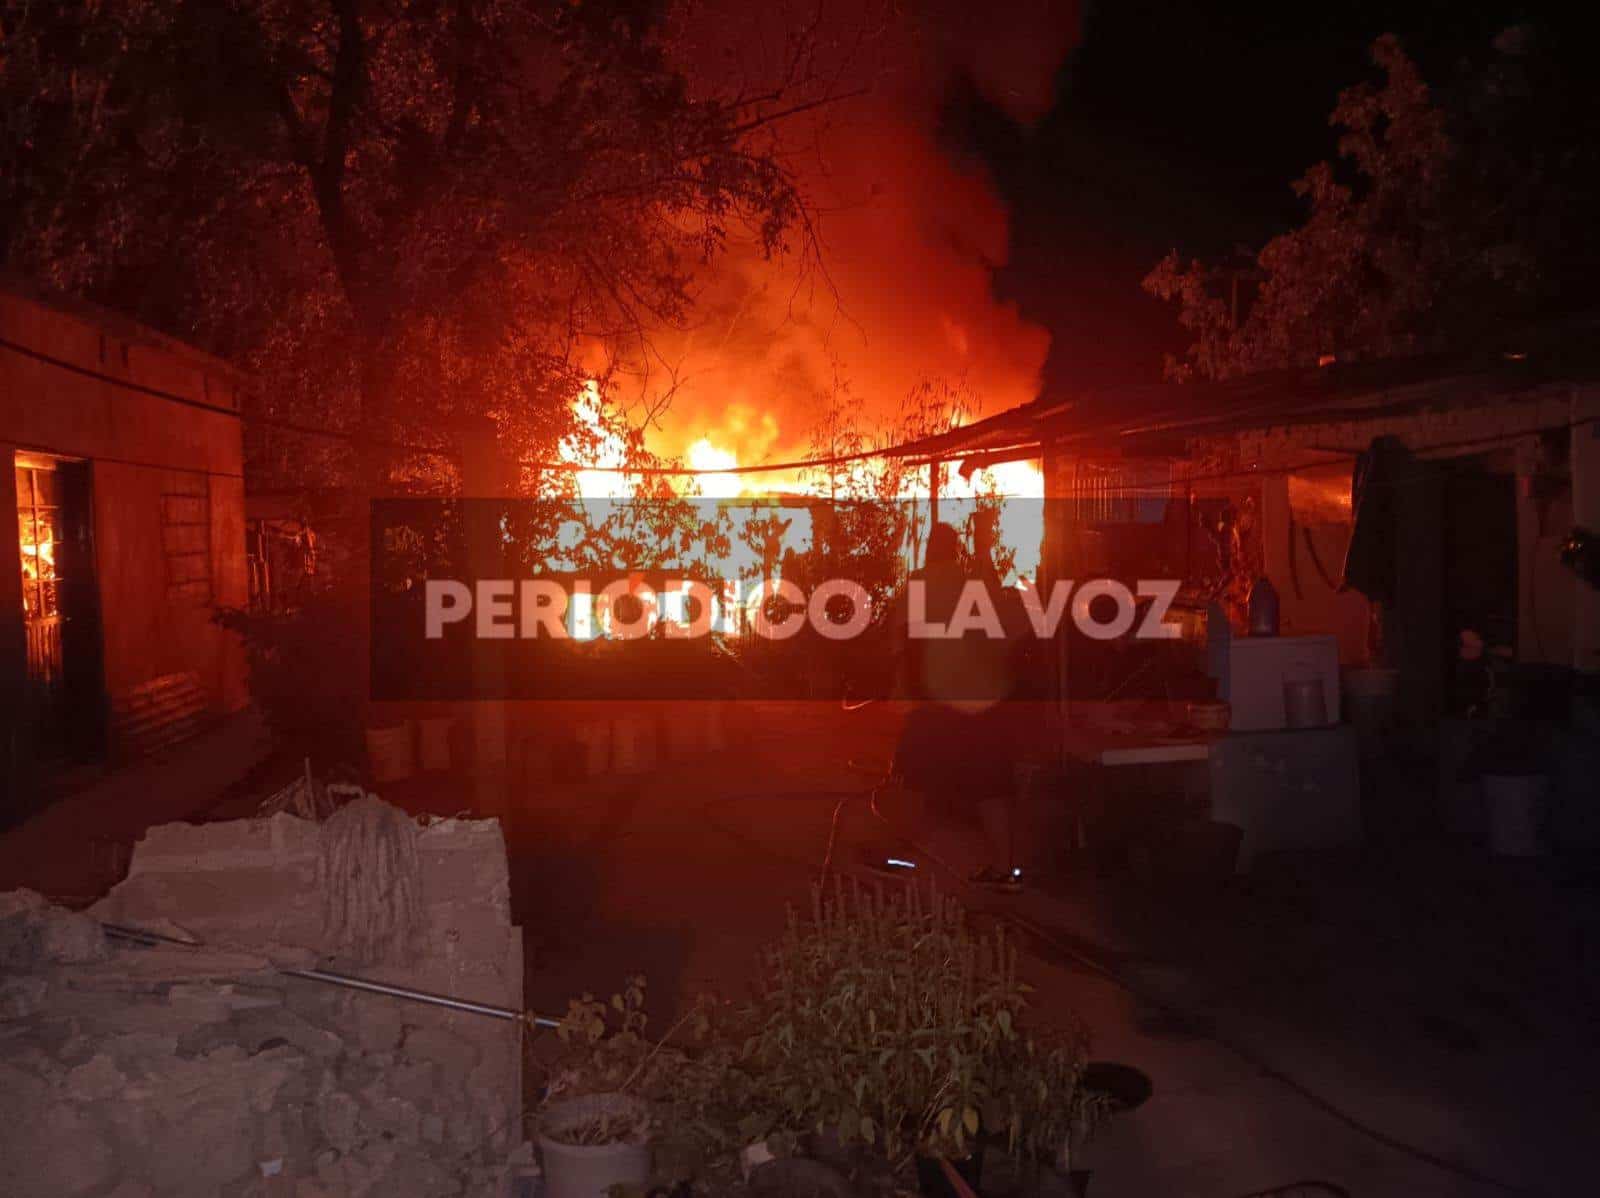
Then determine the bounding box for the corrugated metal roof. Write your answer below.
[884,396,1074,463]
[894,320,1600,466]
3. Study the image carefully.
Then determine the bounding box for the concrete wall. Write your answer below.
[0,446,24,813]
[78,804,524,1194]
[0,281,243,475]
[1,803,524,1197]
[0,282,248,782]
[1259,471,1372,664]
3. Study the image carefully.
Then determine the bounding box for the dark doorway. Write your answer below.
[15,457,105,762]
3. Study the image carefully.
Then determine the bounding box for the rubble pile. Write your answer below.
[0,805,524,1198]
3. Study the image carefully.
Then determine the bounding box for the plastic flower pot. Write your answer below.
[538,1093,652,1198]
[1080,1061,1152,1113]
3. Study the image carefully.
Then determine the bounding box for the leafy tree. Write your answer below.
[1,0,829,488]
[793,372,1011,614]
[1145,29,1600,379]
[2,0,854,754]
[800,372,919,615]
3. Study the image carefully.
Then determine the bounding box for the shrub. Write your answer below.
[544,883,1107,1181]
[739,878,1103,1171]
[547,978,759,1167]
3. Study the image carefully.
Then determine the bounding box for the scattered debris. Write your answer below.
[0,798,523,1198]
[0,889,109,969]
[257,758,366,821]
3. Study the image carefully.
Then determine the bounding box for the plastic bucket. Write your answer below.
[1484,774,1549,858]
[365,722,415,784]
[1344,667,1400,701]
[539,1093,652,1198]
[1343,667,1399,729]
[1283,677,1329,728]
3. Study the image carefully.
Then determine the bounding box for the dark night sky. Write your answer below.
[954,0,1593,393]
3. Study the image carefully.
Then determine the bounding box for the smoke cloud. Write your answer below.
[631,1,1083,470]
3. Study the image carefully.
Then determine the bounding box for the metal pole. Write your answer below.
[282,967,562,1028]
[101,922,562,1029]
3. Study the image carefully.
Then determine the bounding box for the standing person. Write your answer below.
[888,520,1028,889]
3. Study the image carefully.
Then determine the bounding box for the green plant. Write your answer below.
[737,878,1104,1173]
[553,976,657,1096]
[549,977,751,1160]
[544,889,1107,1174]
[543,1108,654,1148]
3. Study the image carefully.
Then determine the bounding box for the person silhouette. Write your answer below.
[887,521,1028,889]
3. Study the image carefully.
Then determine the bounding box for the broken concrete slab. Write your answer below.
[0,975,47,1021]
[1,800,525,1196]
[0,888,110,968]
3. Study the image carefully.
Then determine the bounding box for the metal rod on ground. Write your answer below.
[282,967,561,1028]
[102,922,204,948]
[100,922,561,1029]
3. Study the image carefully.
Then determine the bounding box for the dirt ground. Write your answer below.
[492,701,1600,1197]
[5,699,1597,1197]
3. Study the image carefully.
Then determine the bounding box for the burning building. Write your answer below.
[0,276,248,823]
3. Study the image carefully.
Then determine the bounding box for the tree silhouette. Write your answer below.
[2,0,835,488]
[1145,29,1600,379]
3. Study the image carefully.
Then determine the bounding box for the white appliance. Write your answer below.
[1209,633,1341,732]
[1210,725,1361,866]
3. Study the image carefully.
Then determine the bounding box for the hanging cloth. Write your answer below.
[1341,435,1411,604]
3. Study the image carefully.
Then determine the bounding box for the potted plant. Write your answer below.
[540,978,746,1198]
[734,879,1109,1195]
[539,1092,654,1198]
[540,977,660,1198]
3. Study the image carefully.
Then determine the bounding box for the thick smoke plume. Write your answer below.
[629,1,1082,470]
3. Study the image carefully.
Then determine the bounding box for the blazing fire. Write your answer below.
[19,532,54,568]
[621,0,1074,510]
[18,522,55,619]
[685,438,742,498]
[560,380,631,500]
[950,460,1044,501]
[557,383,751,499]
[560,380,1044,503]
